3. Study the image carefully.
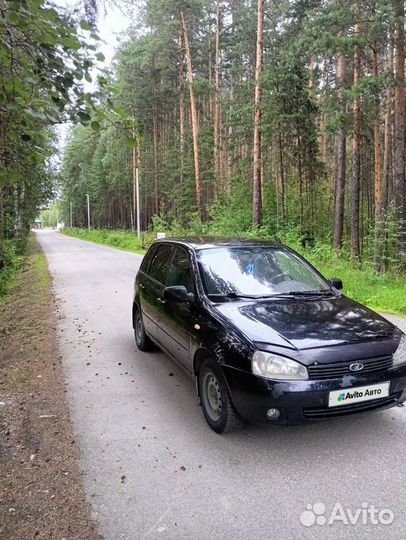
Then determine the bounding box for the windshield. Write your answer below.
[197,247,331,297]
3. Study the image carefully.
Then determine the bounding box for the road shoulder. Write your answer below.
[0,236,99,539]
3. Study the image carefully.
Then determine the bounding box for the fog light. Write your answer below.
[266,408,280,420]
[398,388,406,405]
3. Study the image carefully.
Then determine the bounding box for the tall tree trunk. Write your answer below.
[278,130,285,220]
[333,49,347,250]
[252,0,265,228]
[180,9,202,214]
[131,125,137,232]
[208,31,212,120]
[213,0,222,199]
[152,109,159,214]
[226,86,234,197]
[373,38,383,271]
[350,21,362,261]
[136,136,141,231]
[296,125,305,233]
[319,60,329,165]
[178,33,185,187]
[382,38,394,221]
[225,4,235,197]
[308,55,316,95]
[394,0,406,257]
[373,43,382,224]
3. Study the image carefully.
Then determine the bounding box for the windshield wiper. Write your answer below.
[207,289,336,301]
[207,292,275,300]
[275,289,335,297]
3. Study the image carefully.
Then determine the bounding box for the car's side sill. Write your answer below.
[146,333,194,379]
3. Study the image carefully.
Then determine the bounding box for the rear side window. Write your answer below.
[148,244,173,284]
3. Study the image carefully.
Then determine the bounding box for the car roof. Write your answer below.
[152,236,286,250]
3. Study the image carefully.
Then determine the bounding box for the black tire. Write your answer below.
[133,304,154,351]
[198,359,244,434]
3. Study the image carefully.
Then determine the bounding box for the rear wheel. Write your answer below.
[133,305,153,351]
[198,359,244,433]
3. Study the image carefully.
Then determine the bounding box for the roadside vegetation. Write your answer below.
[0,239,26,298]
[62,227,144,253]
[304,249,405,316]
[0,0,106,302]
[61,226,405,316]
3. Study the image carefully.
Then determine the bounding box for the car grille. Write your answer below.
[303,392,402,419]
[307,355,393,380]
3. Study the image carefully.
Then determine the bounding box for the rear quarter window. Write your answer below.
[140,244,158,274]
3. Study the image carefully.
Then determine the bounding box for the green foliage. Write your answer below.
[207,182,253,236]
[39,201,63,227]
[0,0,103,141]
[0,0,108,279]
[151,215,169,233]
[297,242,406,316]
[60,123,134,229]
[61,228,144,253]
[368,203,406,273]
[0,239,26,298]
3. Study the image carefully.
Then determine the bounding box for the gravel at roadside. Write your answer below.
[0,236,99,540]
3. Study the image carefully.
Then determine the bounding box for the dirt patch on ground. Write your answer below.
[0,236,99,539]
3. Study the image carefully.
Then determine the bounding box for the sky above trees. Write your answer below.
[54,0,130,64]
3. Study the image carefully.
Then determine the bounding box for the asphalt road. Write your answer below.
[36,230,406,540]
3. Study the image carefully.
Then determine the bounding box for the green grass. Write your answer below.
[0,235,52,300]
[33,252,51,289]
[308,256,405,316]
[61,228,146,254]
[61,227,405,316]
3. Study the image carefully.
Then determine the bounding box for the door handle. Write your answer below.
[139,283,145,289]
[157,297,165,304]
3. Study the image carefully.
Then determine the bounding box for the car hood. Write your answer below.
[213,295,396,350]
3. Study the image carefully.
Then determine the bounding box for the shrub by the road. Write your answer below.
[62,228,145,253]
[306,250,405,316]
[0,239,25,298]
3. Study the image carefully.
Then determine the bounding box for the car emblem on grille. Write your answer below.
[349,362,364,372]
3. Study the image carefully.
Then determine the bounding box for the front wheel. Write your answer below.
[198,359,244,434]
[133,305,154,351]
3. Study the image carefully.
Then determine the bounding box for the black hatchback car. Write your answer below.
[132,237,406,433]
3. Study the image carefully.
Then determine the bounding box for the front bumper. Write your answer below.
[223,364,406,425]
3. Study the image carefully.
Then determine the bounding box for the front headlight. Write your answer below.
[393,334,406,366]
[252,351,308,380]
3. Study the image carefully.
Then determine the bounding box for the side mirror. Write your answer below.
[329,278,343,290]
[163,285,194,304]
